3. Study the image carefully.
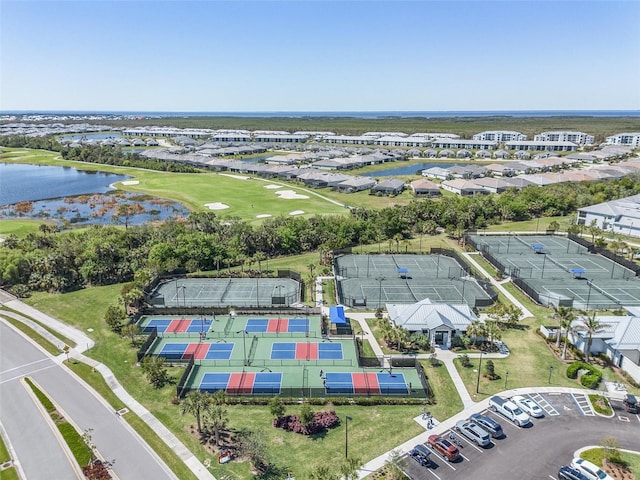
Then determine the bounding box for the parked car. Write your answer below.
[558,466,590,480]
[409,444,431,467]
[454,420,491,447]
[511,395,544,418]
[570,458,613,480]
[469,413,504,438]
[623,393,638,413]
[427,434,460,461]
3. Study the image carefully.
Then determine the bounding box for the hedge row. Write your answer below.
[566,361,602,389]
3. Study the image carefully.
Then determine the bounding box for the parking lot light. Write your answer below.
[548,365,554,384]
[504,371,509,390]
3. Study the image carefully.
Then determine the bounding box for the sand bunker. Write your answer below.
[276,189,309,200]
[256,214,272,218]
[289,210,305,216]
[121,180,140,185]
[264,184,283,189]
[204,202,230,210]
[219,173,250,180]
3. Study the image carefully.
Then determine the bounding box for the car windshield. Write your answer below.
[513,407,524,415]
[597,471,607,479]
[441,439,454,448]
[628,395,637,404]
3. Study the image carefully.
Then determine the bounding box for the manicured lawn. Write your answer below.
[1,305,76,347]
[0,432,11,462]
[581,448,640,477]
[0,218,55,238]
[484,215,574,233]
[419,360,464,420]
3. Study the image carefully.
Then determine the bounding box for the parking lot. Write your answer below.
[400,393,640,480]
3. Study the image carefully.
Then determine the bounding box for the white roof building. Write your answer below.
[504,140,578,152]
[605,133,640,147]
[534,131,595,145]
[577,194,640,237]
[472,131,526,142]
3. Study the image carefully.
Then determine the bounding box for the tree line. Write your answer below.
[2,172,640,298]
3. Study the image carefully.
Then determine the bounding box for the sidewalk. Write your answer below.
[0,292,215,480]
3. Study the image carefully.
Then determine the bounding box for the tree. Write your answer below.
[587,219,601,243]
[180,390,210,434]
[575,313,610,363]
[554,306,574,348]
[140,356,171,388]
[236,429,270,474]
[466,320,485,347]
[104,304,126,332]
[300,403,315,427]
[484,359,498,380]
[384,450,405,480]
[483,321,502,346]
[121,323,140,346]
[204,399,228,446]
[268,396,286,419]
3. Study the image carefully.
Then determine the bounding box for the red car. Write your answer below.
[427,435,460,462]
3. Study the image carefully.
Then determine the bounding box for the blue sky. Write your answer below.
[1,1,639,112]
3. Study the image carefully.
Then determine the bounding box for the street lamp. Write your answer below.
[548,365,554,384]
[475,350,484,394]
[376,276,386,309]
[504,371,509,390]
[586,279,593,311]
[236,330,248,366]
[345,415,353,458]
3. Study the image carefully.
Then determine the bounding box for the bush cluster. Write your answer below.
[566,361,602,389]
[82,460,112,480]
[273,411,340,435]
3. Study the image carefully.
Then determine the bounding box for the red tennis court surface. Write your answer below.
[352,372,380,394]
[266,318,289,333]
[184,343,210,360]
[295,342,319,360]
[166,319,191,333]
[227,372,256,394]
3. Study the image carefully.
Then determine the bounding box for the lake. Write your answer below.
[59,132,122,141]
[0,163,190,226]
[362,163,459,177]
[0,163,130,205]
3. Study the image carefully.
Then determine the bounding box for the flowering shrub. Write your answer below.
[273,411,340,435]
[82,460,111,480]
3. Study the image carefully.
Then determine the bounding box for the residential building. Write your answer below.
[431,139,497,150]
[605,133,640,147]
[371,178,405,196]
[410,179,440,197]
[504,140,578,152]
[473,130,526,142]
[534,131,595,145]
[441,179,488,196]
[577,194,640,237]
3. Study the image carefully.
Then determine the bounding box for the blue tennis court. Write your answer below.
[288,318,310,332]
[245,318,269,332]
[143,319,171,333]
[159,343,187,360]
[199,372,282,394]
[142,318,212,334]
[319,343,343,360]
[271,343,296,359]
[186,319,213,333]
[205,343,234,360]
[324,372,408,395]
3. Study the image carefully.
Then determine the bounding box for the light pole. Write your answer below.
[376,276,386,309]
[586,279,593,311]
[345,415,353,458]
[475,350,484,394]
[236,330,247,366]
[504,371,509,390]
[548,365,554,384]
[541,254,547,279]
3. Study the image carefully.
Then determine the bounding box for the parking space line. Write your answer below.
[426,468,441,479]
[459,452,471,462]
[485,411,523,430]
[449,430,484,452]
[571,393,595,416]
[549,475,558,480]
[529,393,560,416]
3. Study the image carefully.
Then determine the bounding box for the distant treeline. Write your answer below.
[2,174,640,296]
[94,115,640,141]
[0,136,200,173]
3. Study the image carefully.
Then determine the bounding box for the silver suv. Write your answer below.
[455,420,490,447]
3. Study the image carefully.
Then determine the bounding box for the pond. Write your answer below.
[361,163,461,177]
[58,132,122,141]
[0,163,190,226]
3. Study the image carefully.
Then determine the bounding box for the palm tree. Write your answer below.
[309,465,337,480]
[483,321,502,347]
[554,306,574,348]
[466,320,485,347]
[575,313,611,363]
[339,457,362,480]
[205,390,229,445]
[179,390,210,434]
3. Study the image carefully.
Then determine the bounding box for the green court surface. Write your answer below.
[137,315,427,398]
[467,234,640,309]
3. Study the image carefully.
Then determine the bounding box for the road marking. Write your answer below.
[0,364,57,385]
[571,393,595,416]
[0,357,51,376]
[459,452,471,461]
[426,468,442,479]
[439,457,456,470]
[529,393,560,416]
[549,476,558,480]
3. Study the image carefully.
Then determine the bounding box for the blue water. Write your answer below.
[59,132,122,141]
[362,163,458,177]
[0,163,129,205]
[5,110,640,118]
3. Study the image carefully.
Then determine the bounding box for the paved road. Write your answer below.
[0,324,78,480]
[0,321,177,480]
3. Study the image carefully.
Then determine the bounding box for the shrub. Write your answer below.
[567,361,588,379]
[567,361,602,388]
[273,411,340,435]
[581,373,602,389]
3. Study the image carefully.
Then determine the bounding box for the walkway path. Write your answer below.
[0,291,215,480]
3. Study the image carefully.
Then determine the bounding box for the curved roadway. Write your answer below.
[0,322,177,480]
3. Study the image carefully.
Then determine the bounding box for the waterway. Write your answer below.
[361,163,459,177]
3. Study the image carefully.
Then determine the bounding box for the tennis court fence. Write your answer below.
[176,354,196,398]
[137,327,158,362]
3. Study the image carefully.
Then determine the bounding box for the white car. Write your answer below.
[511,395,544,418]
[570,458,613,480]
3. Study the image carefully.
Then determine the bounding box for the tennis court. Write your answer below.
[141,318,213,334]
[199,372,283,395]
[157,342,235,360]
[324,372,409,395]
[148,277,300,308]
[467,233,640,309]
[245,318,310,333]
[270,342,343,360]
